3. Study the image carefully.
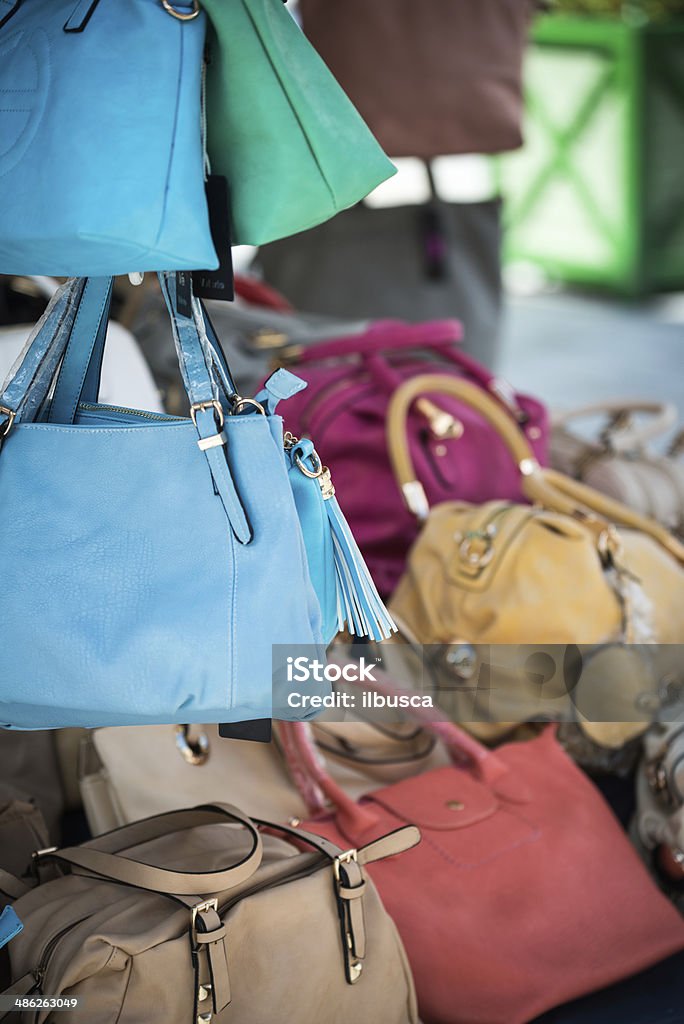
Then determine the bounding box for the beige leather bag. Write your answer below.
[551,401,684,537]
[4,803,419,1024]
[387,375,684,733]
[80,722,448,836]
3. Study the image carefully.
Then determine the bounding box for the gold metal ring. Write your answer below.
[294,450,323,479]
[175,725,210,766]
[231,397,266,417]
[161,0,200,20]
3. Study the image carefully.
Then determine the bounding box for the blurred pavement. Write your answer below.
[500,288,684,422]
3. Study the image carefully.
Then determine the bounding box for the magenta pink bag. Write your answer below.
[276,320,548,595]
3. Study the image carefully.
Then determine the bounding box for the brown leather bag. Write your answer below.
[3,804,420,1023]
[298,0,535,157]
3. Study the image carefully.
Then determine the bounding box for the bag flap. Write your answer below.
[368,765,498,830]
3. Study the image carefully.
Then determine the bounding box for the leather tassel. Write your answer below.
[324,489,396,643]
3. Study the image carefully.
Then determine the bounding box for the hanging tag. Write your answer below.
[175,271,193,319]
[193,175,234,303]
[0,907,23,950]
[218,719,272,743]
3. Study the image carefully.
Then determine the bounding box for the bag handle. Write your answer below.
[279,670,528,839]
[0,275,252,544]
[552,400,678,452]
[289,319,463,365]
[37,803,263,896]
[288,319,535,426]
[387,373,684,565]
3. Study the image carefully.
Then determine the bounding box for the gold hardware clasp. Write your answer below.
[416,398,463,440]
[161,0,200,20]
[454,524,497,568]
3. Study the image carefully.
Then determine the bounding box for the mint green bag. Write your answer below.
[203,0,396,246]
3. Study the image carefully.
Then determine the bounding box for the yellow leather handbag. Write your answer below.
[387,375,684,732]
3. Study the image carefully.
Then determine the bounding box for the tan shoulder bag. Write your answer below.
[387,375,684,736]
[3,803,419,1024]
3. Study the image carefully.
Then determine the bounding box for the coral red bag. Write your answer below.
[280,699,684,1024]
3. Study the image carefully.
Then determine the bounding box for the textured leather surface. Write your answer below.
[6,806,418,1024]
[0,0,215,274]
[0,276,324,729]
[203,0,395,245]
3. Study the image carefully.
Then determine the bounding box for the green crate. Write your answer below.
[499,15,684,294]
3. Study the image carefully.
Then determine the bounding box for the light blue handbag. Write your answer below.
[0,0,216,275]
[0,274,326,729]
[203,311,395,647]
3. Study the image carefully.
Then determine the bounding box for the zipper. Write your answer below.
[32,916,92,992]
[77,402,185,423]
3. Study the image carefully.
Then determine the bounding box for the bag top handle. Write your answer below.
[552,400,679,453]
[0,275,253,545]
[291,319,464,365]
[387,373,684,566]
[278,668,529,839]
[39,804,264,897]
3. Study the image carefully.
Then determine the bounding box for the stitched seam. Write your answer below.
[13,419,272,435]
[241,4,337,209]
[154,21,183,248]
[417,826,542,870]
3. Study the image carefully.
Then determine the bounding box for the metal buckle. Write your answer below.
[333,848,358,883]
[190,401,224,430]
[0,405,15,437]
[190,402,226,452]
[192,898,219,933]
[161,0,200,20]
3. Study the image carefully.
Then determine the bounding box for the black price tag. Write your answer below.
[193,175,234,302]
[175,271,193,319]
[218,720,273,743]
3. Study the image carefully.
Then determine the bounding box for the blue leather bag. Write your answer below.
[204,318,395,647]
[0,274,325,729]
[0,0,216,275]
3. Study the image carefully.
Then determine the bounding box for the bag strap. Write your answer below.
[552,400,678,452]
[290,319,463,364]
[279,669,528,837]
[47,277,113,423]
[387,373,684,565]
[0,275,252,545]
[37,804,263,896]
